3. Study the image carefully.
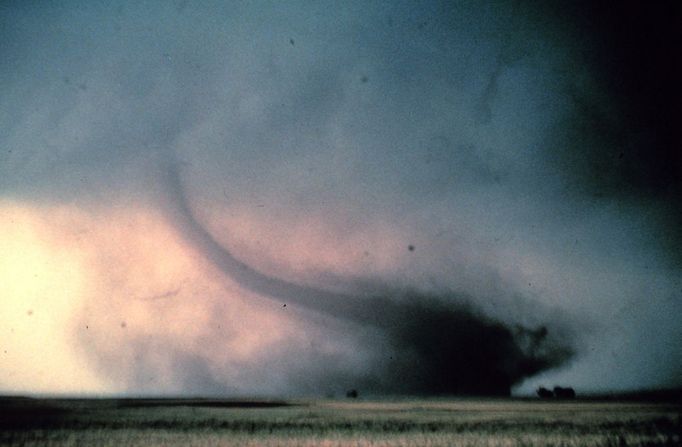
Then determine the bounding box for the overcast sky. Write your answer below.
[1,0,680,396]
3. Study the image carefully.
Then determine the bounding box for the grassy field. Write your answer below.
[1,396,680,446]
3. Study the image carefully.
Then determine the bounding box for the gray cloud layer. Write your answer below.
[1,0,680,395]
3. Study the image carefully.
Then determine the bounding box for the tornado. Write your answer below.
[160,158,573,396]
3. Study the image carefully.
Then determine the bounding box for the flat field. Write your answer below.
[1,396,680,446]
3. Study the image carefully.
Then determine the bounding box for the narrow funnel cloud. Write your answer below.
[160,158,365,320]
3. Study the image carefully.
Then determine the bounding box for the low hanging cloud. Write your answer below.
[1,0,680,396]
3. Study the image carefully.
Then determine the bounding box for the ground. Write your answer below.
[1,396,680,446]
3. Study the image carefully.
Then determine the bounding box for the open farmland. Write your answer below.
[1,396,680,446]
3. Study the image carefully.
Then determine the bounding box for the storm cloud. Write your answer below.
[1,0,680,396]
